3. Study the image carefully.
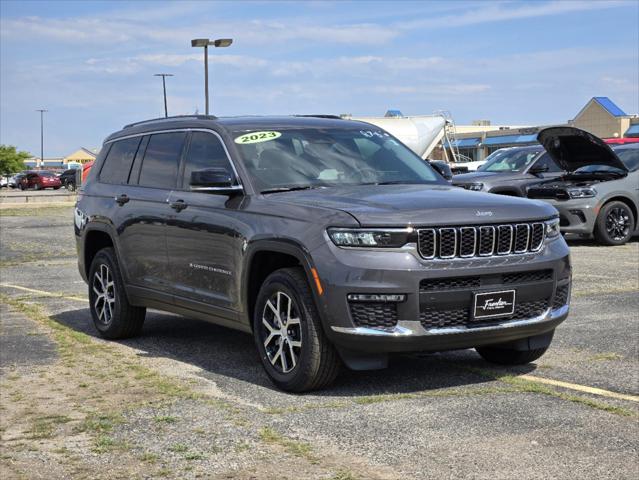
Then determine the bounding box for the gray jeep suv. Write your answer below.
[75,115,571,392]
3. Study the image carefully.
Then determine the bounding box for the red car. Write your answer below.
[604,137,639,145]
[19,171,62,190]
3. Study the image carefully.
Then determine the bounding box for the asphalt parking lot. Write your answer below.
[1,205,638,479]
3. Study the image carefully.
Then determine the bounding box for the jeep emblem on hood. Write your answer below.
[475,210,494,217]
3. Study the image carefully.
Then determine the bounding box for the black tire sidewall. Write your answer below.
[253,270,320,389]
[596,201,634,245]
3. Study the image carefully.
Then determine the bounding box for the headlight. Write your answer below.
[545,218,561,238]
[328,228,413,248]
[567,187,596,199]
[466,183,484,191]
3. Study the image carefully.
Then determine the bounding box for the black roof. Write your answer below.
[105,115,372,143]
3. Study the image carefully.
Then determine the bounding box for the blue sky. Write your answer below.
[1,0,637,156]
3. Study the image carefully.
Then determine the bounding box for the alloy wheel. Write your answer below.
[92,264,116,325]
[606,206,630,241]
[261,291,303,374]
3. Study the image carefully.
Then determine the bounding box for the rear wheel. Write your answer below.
[34,183,41,190]
[88,247,145,339]
[66,181,76,192]
[594,201,634,245]
[253,267,340,392]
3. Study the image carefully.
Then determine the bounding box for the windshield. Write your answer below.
[613,147,639,172]
[478,148,543,172]
[573,164,626,175]
[232,127,444,192]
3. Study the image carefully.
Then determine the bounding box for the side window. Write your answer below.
[181,132,234,189]
[534,153,563,173]
[99,137,141,184]
[139,132,187,189]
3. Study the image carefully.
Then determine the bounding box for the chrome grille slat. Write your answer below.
[417,222,546,260]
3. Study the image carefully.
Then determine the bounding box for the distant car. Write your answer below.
[527,127,639,245]
[8,173,26,188]
[604,137,639,145]
[82,161,94,185]
[59,168,80,191]
[19,171,62,190]
[0,176,8,188]
[452,145,564,196]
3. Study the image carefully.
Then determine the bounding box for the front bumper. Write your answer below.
[536,197,598,234]
[313,236,571,355]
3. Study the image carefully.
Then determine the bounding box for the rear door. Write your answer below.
[110,131,187,295]
[165,130,244,311]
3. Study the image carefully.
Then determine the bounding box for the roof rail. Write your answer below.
[293,114,343,120]
[123,114,218,129]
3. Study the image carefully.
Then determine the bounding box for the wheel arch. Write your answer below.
[599,195,638,230]
[242,240,320,331]
[82,225,122,280]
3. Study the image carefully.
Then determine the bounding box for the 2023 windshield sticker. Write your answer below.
[234,131,282,144]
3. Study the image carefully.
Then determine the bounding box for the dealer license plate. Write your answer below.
[473,290,516,319]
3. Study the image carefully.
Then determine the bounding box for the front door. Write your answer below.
[165,131,244,311]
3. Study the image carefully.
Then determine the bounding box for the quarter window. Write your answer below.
[99,137,142,184]
[182,132,234,189]
[139,132,187,189]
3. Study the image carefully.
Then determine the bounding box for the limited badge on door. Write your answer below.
[473,290,516,319]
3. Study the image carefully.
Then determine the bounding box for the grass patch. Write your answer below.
[332,470,359,480]
[140,452,159,463]
[27,415,71,439]
[75,412,122,434]
[258,427,315,461]
[0,206,74,217]
[154,415,178,424]
[92,435,118,453]
[169,443,189,453]
[183,452,205,461]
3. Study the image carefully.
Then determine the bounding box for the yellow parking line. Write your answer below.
[0,283,87,303]
[520,374,639,403]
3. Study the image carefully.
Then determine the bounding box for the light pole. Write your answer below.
[154,73,173,117]
[190,38,233,115]
[35,109,47,169]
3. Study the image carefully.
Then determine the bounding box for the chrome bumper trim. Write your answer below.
[331,305,569,337]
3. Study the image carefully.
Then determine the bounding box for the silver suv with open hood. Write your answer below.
[527,127,639,245]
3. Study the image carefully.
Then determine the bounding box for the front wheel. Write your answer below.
[594,201,634,246]
[66,181,76,192]
[88,247,146,339]
[34,183,41,190]
[253,267,340,392]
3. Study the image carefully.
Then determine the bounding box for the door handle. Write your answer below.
[170,199,188,212]
[115,194,129,206]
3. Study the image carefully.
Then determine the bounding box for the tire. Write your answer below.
[66,182,76,192]
[19,184,25,190]
[253,267,340,392]
[53,187,60,190]
[88,247,146,339]
[594,201,634,246]
[34,183,41,190]
[476,345,548,365]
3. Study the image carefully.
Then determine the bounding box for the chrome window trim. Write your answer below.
[104,128,243,189]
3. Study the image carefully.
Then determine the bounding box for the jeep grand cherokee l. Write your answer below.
[75,115,571,392]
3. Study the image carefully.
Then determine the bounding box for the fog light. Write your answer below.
[347,294,406,302]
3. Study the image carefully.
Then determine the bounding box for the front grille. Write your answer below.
[420,276,481,291]
[552,284,570,309]
[349,302,397,329]
[420,299,549,330]
[417,222,545,260]
[503,270,553,284]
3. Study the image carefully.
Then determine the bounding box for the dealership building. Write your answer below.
[450,97,639,162]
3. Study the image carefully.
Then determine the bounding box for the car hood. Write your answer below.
[452,171,520,183]
[537,126,627,173]
[267,185,556,226]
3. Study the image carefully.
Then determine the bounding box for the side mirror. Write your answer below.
[190,168,242,194]
[529,164,549,175]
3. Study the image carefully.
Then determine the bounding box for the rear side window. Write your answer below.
[100,137,142,184]
[181,132,234,189]
[139,132,186,189]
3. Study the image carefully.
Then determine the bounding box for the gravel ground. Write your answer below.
[1,206,638,479]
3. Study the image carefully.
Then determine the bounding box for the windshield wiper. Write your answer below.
[260,185,324,194]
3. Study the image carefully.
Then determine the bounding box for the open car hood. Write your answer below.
[537,126,627,173]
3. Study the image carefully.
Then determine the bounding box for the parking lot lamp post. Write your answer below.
[154,73,174,117]
[35,109,47,169]
[190,38,233,115]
